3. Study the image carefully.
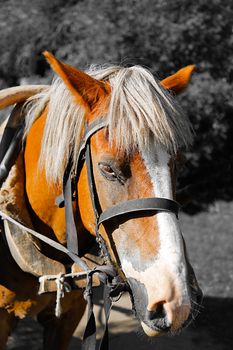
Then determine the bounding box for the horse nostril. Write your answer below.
[146,302,166,320]
[145,303,171,332]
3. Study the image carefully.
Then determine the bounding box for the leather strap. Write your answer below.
[0,125,24,187]
[98,284,112,350]
[63,156,79,254]
[82,273,96,350]
[61,119,106,256]
[0,103,25,187]
[98,197,180,226]
[82,265,127,350]
[85,138,112,264]
[0,210,89,272]
[85,140,100,225]
[77,118,106,168]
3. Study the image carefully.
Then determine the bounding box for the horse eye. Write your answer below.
[98,163,117,181]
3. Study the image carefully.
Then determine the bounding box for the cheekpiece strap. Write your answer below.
[62,118,106,256]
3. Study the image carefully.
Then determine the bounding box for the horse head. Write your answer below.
[25,52,202,337]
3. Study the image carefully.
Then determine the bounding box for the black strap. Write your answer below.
[99,283,112,350]
[85,139,112,264]
[0,103,26,187]
[0,210,89,272]
[82,273,96,350]
[98,197,180,226]
[61,119,106,256]
[0,127,16,163]
[0,125,24,187]
[58,118,107,208]
[63,156,79,255]
[85,141,100,225]
[77,118,106,167]
[82,265,126,350]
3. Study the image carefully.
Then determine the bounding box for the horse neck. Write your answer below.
[24,111,91,253]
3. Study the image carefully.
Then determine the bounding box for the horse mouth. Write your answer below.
[141,321,168,337]
[129,287,203,338]
[127,270,203,337]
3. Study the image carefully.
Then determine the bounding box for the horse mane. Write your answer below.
[24,65,193,183]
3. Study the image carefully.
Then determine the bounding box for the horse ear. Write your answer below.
[161,65,196,94]
[43,51,110,111]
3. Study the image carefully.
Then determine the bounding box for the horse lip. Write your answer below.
[141,321,168,337]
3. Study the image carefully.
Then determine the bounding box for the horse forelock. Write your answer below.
[24,65,193,183]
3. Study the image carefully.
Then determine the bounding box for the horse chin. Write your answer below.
[141,322,165,337]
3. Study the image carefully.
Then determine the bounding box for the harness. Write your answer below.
[0,108,180,350]
[61,118,180,258]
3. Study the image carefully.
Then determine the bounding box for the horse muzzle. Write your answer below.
[127,277,199,337]
[128,277,172,336]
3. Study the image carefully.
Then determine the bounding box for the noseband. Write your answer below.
[59,117,180,260]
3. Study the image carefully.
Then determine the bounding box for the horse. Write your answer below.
[0,51,202,349]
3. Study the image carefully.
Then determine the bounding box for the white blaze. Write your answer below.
[121,144,190,317]
[141,146,185,267]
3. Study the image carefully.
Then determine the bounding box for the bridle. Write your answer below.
[56,117,180,349]
[59,117,180,260]
[55,117,180,349]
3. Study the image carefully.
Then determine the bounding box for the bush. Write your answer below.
[0,0,232,211]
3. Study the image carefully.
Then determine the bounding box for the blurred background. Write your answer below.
[0,0,233,212]
[0,0,232,349]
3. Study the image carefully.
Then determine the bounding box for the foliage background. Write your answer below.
[0,0,232,213]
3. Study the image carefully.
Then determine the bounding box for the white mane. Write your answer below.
[24,65,193,182]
